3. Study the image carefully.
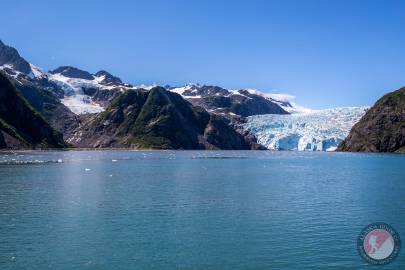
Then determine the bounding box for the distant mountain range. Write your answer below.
[2,39,402,152]
[1,40,291,149]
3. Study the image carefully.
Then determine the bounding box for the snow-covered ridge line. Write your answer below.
[242,88,312,114]
[244,107,368,151]
[21,65,138,114]
[0,39,314,116]
[169,84,309,114]
[2,55,307,116]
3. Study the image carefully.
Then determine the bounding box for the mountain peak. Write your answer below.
[0,40,32,74]
[49,66,94,80]
[94,70,122,84]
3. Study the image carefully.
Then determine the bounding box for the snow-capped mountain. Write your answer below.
[0,40,31,74]
[169,84,290,117]
[237,89,312,114]
[0,40,369,151]
[23,65,136,114]
[46,66,135,114]
[0,40,293,117]
[243,107,368,151]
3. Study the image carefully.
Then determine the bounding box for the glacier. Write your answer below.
[244,107,368,151]
[48,73,113,114]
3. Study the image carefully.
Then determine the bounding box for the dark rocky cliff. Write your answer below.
[0,73,65,149]
[338,87,405,152]
[0,40,31,74]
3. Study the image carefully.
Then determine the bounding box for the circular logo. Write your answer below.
[358,223,401,265]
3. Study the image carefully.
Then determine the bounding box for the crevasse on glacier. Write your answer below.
[244,107,368,151]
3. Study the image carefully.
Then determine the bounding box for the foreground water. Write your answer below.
[0,151,404,269]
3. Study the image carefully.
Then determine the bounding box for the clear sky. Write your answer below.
[1,0,405,108]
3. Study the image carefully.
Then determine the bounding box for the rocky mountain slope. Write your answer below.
[169,84,289,117]
[0,40,297,150]
[0,72,65,149]
[11,74,79,138]
[0,40,31,74]
[69,87,262,149]
[338,87,405,152]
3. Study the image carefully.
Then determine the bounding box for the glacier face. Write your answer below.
[244,107,368,151]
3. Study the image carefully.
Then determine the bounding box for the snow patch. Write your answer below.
[29,64,46,78]
[134,84,157,90]
[170,84,193,95]
[48,72,130,114]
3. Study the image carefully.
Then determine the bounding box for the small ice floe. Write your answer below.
[111,159,117,162]
[57,159,63,163]
[85,168,91,171]
[0,159,56,165]
[109,174,113,177]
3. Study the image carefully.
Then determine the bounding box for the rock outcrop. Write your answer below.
[338,87,405,152]
[0,72,66,149]
[0,40,31,74]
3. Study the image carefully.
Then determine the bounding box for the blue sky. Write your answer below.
[1,0,405,108]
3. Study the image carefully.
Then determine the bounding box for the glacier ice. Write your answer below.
[244,107,368,151]
[61,94,104,115]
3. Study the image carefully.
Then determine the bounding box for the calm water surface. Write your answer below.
[0,151,404,269]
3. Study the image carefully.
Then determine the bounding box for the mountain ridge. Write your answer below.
[0,72,66,149]
[0,40,274,150]
[68,86,263,149]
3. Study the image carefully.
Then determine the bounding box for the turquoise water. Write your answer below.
[0,151,404,269]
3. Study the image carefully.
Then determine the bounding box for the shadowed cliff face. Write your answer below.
[0,73,66,149]
[10,76,80,139]
[68,87,261,150]
[338,87,405,152]
[0,40,32,74]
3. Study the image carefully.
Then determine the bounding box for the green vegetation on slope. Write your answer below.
[0,72,66,149]
[70,87,256,150]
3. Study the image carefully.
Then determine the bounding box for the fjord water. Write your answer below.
[1,151,404,269]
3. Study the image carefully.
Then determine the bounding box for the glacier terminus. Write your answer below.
[244,107,368,151]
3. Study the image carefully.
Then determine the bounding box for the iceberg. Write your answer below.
[244,107,368,151]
